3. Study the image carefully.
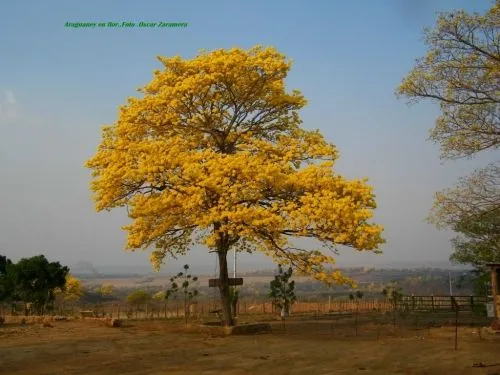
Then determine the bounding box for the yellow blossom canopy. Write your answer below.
[85,46,385,285]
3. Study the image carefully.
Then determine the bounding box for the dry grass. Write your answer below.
[2,315,73,325]
[0,317,499,375]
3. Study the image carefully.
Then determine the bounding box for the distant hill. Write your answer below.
[70,261,100,276]
[70,259,469,279]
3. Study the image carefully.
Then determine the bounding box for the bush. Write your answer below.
[126,290,151,306]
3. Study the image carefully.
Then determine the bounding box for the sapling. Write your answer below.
[165,264,199,324]
[269,265,296,318]
[382,281,405,328]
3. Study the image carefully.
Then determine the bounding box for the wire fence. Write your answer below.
[0,295,495,352]
[265,309,494,351]
[0,295,489,321]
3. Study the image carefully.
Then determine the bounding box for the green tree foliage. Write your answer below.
[430,163,500,268]
[269,265,296,317]
[382,281,404,303]
[451,204,498,298]
[429,163,499,231]
[3,255,69,313]
[0,255,13,302]
[126,290,151,306]
[456,269,491,297]
[349,290,364,300]
[0,255,11,275]
[450,208,500,266]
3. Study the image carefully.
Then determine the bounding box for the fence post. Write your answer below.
[453,297,459,350]
[392,300,397,330]
[355,300,359,337]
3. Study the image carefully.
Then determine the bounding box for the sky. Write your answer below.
[0,0,497,274]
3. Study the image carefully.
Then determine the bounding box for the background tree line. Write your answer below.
[0,254,83,314]
[397,1,499,291]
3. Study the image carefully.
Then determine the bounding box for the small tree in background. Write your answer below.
[165,264,199,324]
[382,281,405,311]
[54,274,84,313]
[78,284,116,305]
[55,274,84,302]
[269,265,296,317]
[152,290,166,301]
[349,290,364,300]
[98,284,115,297]
[126,290,151,307]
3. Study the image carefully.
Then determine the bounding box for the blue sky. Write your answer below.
[0,0,496,273]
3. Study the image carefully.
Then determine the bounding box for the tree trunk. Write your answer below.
[281,303,290,318]
[217,250,233,326]
[231,290,238,318]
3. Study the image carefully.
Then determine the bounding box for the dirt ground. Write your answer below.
[0,318,499,375]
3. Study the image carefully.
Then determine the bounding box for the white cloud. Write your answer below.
[0,90,20,125]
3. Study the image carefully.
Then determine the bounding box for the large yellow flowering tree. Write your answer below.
[85,46,384,326]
